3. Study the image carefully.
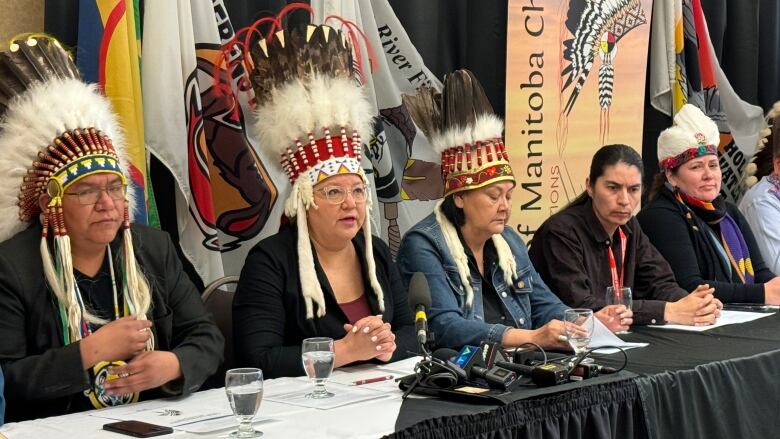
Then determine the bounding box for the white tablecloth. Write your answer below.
[0,357,421,439]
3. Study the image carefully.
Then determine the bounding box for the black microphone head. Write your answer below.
[432,348,459,362]
[408,272,432,309]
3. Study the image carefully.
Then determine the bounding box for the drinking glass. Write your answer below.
[225,368,264,438]
[564,308,595,356]
[606,286,633,334]
[302,337,335,399]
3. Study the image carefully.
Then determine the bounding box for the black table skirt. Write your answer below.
[389,380,648,439]
[390,312,780,439]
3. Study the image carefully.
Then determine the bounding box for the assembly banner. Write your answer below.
[505,0,653,243]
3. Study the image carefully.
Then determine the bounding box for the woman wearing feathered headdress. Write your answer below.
[232,12,417,379]
[397,70,622,350]
[639,104,780,305]
[0,36,223,422]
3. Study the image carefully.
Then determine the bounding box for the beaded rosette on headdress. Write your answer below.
[225,6,383,319]
[0,36,152,351]
[657,104,720,172]
[402,69,518,308]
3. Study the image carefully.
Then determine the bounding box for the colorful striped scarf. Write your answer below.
[674,191,755,284]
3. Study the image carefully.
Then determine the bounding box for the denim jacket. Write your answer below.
[398,213,568,349]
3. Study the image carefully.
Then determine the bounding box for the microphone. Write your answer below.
[432,347,458,362]
[407,272,432,346]
[494,360,569,387]
[451,345,518,391]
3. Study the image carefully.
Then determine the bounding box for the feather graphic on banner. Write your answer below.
[555,0,647,200]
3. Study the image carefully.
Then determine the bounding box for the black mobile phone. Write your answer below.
[103,420,174,437]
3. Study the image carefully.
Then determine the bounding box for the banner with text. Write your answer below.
[506,0,653,242]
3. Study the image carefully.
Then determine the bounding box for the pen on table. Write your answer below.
[352,375,394,386]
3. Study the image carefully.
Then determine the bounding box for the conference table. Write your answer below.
[3,310,780,438]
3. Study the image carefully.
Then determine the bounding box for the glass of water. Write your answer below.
[606,287,633,334]
[302,337,335,399]
[564,308,595,356]
[225,368,264,438]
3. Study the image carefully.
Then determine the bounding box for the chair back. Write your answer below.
[201,275,239,387]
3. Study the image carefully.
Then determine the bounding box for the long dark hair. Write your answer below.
[440,194,466,228]
[566,144,644,209]
[646,172,672,201]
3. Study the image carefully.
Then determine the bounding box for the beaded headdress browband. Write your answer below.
[219,5,382,319]
[402,69,518,308]
[0,35,151,347]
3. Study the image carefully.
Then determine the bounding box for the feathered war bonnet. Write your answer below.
[0,36,152,348]
[402,69,517,308]
[657,104,720,172]
[234,8,382,319]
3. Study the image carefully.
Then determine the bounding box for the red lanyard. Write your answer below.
[607,227,627,291]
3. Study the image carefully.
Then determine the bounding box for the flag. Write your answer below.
[311,0,442,256]
[142,0,279,285]
[649,0,764,203]
[76,0,155,224]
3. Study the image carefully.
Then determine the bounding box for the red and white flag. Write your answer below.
[142,0,280,284]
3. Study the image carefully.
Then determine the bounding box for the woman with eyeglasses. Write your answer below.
[234,173,417,378]
[232,21,416,378]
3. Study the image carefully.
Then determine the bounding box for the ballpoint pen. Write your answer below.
[352,374,394,386]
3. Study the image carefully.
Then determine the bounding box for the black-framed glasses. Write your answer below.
[64,184,127,205]
[316,184,368,204]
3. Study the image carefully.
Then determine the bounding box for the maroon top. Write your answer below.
[339,293,372,324]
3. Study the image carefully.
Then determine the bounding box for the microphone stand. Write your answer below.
[401,331,435,400]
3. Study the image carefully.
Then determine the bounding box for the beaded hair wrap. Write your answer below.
[0,35,152,348]
[224,5,381,319]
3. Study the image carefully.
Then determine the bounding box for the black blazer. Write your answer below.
[0,224,224,422]
[638,187,775,303]
[233,225,417,378]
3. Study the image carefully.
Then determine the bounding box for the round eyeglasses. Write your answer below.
[64,184,127,205]
[316,184,368,204]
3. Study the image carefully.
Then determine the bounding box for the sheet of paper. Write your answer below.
[588,317,648,354]
[176,415,277,434]
[376,356,422,375]
[87,397,231,428]
[264,379,389,410]
[648,310,774,332]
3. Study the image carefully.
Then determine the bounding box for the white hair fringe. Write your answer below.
[434,200,475,307]
[39,226,154,349]
[285,169,384,318]
[434,200,518,308]
[123,227,154,350]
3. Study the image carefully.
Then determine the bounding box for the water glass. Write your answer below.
[564,308,595,355]
[606,286,633,334]
[302,337,335,399]
[225,368,264,438]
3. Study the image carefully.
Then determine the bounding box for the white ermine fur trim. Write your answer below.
[0,78,135,242]
[123,227,154,350]
[491,234,518,286]
[252,75,374,157]
[434,200,475,307]
[429,114,504,154]
[296,199,327,319]
[657,104,720,164]
[362,206,385,313]
[287,168,382,318]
